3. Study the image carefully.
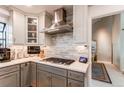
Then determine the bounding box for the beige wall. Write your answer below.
[112,14,121,68]
[92,16,113,62]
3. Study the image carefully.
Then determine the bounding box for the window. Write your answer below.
[0,22,6,48]
[0,22,6,32]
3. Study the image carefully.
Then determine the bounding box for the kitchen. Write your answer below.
[0,5,90,87]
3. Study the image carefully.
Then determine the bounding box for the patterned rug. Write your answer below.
[92,63,112,84]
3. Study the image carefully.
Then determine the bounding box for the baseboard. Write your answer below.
[97,60,111,63]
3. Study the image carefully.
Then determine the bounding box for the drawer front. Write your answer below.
[50,67,67,77]
[37,63,67,76]
[68,70,84,81]
[37,63,51,72]
[30,62,36,69]
[68,79,84,87]
[0,65,20,76]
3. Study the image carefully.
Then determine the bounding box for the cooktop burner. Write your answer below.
[42,57,75,65]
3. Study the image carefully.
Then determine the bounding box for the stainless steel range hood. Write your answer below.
[42,8,73,34]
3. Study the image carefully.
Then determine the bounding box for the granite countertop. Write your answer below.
[0,57,89,73]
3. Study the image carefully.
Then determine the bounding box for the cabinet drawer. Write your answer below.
[37,63,51,72]
[68,70,84,81]
[50,67,67,77]
[30,62,36,69]
[68,79,84,87]
[0,65,20,76]
[37,63,67,76]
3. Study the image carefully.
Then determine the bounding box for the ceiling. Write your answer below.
[11,5,64,14]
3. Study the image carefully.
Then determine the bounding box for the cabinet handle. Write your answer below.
[25,63,28,66]
[47,76,51,80]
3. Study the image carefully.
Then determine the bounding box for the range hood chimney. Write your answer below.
[42,8,73,34]
[52,8,66,27]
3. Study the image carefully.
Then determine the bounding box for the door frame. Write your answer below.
[88,6,124,65]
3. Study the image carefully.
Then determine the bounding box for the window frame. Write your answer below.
[0,22,6,32]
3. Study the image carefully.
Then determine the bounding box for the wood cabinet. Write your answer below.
[68,79,84,87]
[37,63,67,87]
[12,11,26,45]
[37,70,51,87]
[37,63,84,87]
[30,62,37,87]
[20,62,31,87]
[67,70,84,87]
[51,74,66,87]
[0,65,20,87]
[0,62,85,87]
[38,11,52,46]
[26,17,38,44]
[0,71,20,87]
[73,5,88,44]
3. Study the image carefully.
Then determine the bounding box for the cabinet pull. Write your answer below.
[25,63,28,66]
[47,76,51,80]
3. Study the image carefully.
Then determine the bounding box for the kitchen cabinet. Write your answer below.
[12,10,26,45]
[0,65,20,87]
[73,5,88,44]
[51,74,66,87]
[121,12,124,29]
[26,17,38,44]
[37,70,51,87]
[37,63,85,87]
[67,70,84,87]
[37,63,67,87]
[30,62,37,87]
[20,62,31,87]
[68,79,84,87]
[37,70,66,87]
[0,71,20,87]
[38,11,52,45]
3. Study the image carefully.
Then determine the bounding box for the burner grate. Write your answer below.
[42,57,75,65]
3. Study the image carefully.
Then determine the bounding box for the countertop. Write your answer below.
[0,57,89,73]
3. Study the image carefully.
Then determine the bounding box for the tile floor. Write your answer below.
[90,62,124,87]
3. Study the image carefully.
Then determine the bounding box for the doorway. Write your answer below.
[92,16,113,64]
[91,13,124,86]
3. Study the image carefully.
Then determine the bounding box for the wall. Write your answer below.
[112,14,121,68]
[45,32,88,60]
[89,5,124,19]
[92,16,113,62]
[120,12,124,72]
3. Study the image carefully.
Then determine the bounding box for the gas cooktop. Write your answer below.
[42,57,75,65]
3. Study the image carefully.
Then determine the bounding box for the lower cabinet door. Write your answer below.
[68,79,84,87]
[30,63,37,87]
[37,70,51,87]
[51,74,67,87]
[0,71,20,87]
[21,63,31,87]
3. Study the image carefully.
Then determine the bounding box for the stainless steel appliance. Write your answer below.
[42,8,72,34]
[27,46,40,54]
[0,48,11,61]
[42,57,75,65]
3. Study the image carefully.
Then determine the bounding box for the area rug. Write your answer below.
[92,63,112,84]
